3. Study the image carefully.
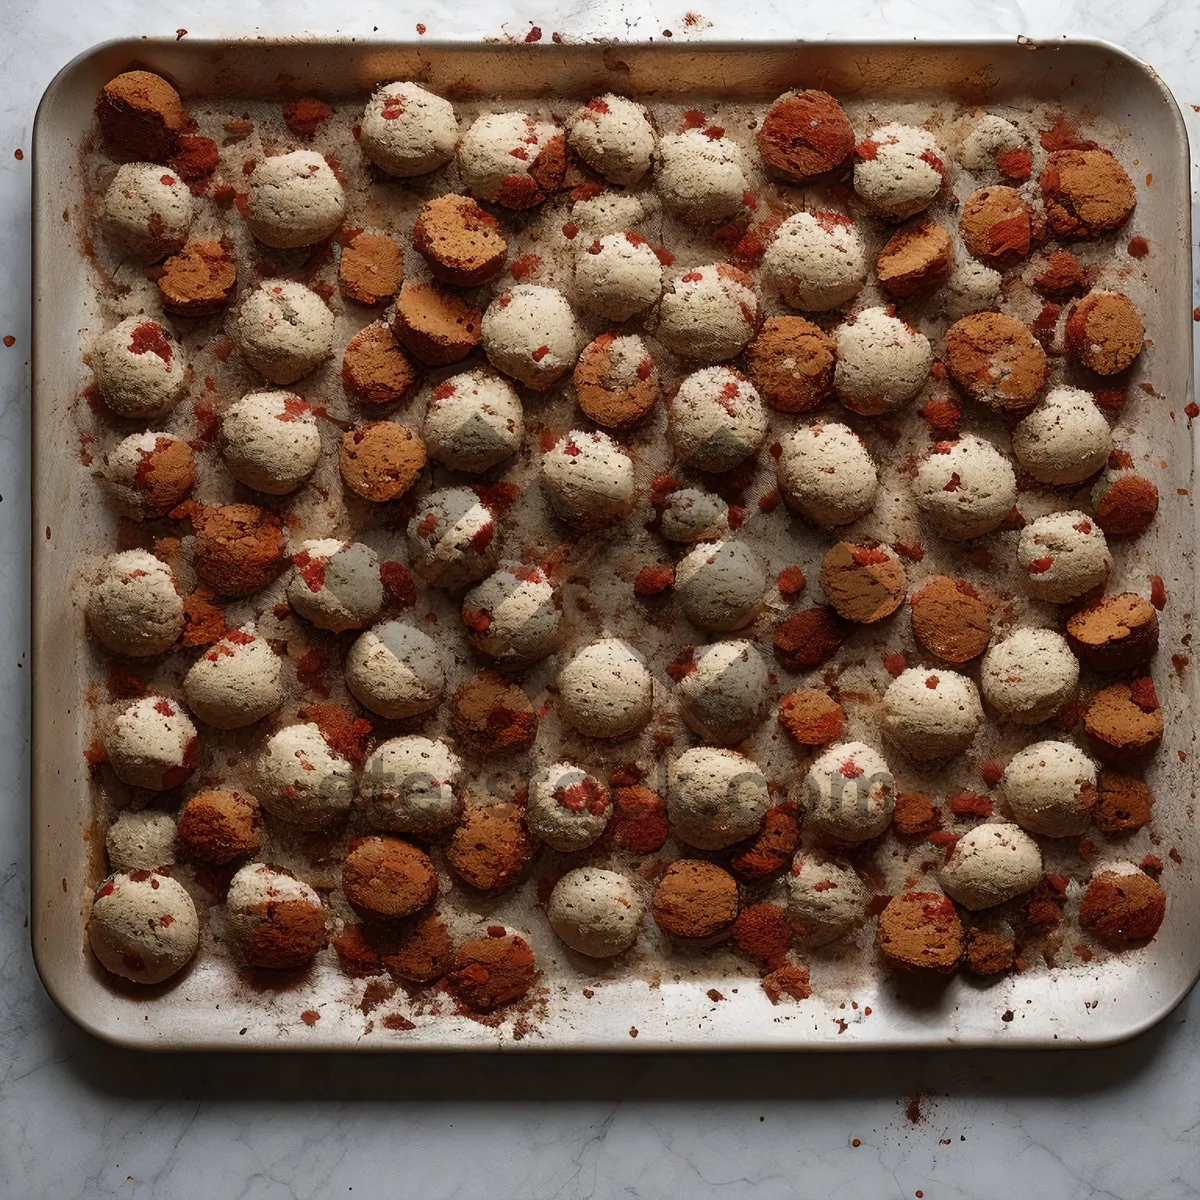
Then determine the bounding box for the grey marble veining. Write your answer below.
[2,2,1199,1197]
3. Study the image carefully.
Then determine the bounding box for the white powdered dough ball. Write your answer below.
[482,284,582,388]
[834,307,932,415]
[106,696,198,792]
[258,723,354,828]
[853,123,945,219]
[667,747,769,850]
[762,211,867,311]
[220,390,322,495]
[912,434,1018,540]
[567,95,656,184]
[527,763,612,851]
[980,628,1079,724]
[286,539,384,632]
[676,640,770,746]
[105,808,177,872]
[803,741,895,845]
[422,369,523,472]
[573,233,664,320]
[882,668,984,760]
[660,487,729,543]
[87,550,183,657]
[245,150,345,248]
[462,564,560,667]
[959,114,1026,172]
[541,429,635,528]
[1013,386,1112,485]
[570,191,649,236]
[776,422,879,527]
[457,111,560,203]
[235,282,335,385]
[345,621,447,719]
[182,623,282,730]
[941,259,1003,319]
[359,82,458,177]
[669,367,767,472]
[655,129,749,223]
[786,855,868,945]
[939,822,1043,909]
[101,162,192,261]
[359,736,463,833]
[91,317,188,418]
[406,487,500,591]
[675,540,766,632]
[1017,511,1112,603]
[88,871,198,984]
[1001,740,1097,837]
[657,264,758,361]
[557,639,653,739]
[548,867,645,957]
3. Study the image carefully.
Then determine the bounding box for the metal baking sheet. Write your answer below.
[31,37,1198,1050]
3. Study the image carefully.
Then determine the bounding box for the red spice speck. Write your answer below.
[666,647,697,682]
[1128,236,1150,258]
[2,336,14,348]
[727,505,746,529]
[510,253,541,280]
[531,345,551,362]
[556,777,608,815]
[1027,556,1053,575]
[680,109,706,131]
[379,561,416,608]
[301,1010,320,1026]
[949,792,993,818]
[856,139,879,160]
[884,652,908,678]
[653,245,676,266]
[462,607,491,633]
[776,566,806,598]
[153,699,175,717]
[634,565,675,596]
[995,146,1032,181]
[127,321,172,365]
[561,222,579,239]
[1150,575,1166,610]
[570,181,602,202]
[525,26,543,42]
[468,521,495,552]
[839,759,864,779]
[981,759,1004,786]
[851,546,889,566]
[703,125,726,140]
[927,831,960,847]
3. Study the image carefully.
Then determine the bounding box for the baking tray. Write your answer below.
[31,37,1199,1051]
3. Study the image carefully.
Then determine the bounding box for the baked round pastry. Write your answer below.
[244,150,345,248]
[980,628,1079,724]
[258,723,354,828]
[875,217,953,297]
[743,316,836,413]
[406,487,500,591]
[103,432,195,520]
[833,307,932,416]
[959,186,1040,267]
[413,193,507,286]
[359,82,458,177]
[909,576,991,663]
[91,316,188,418]
[225,863,327,969]
[235,282,335,384]
[105,808,178,872]
[182,623,282,730]
[786,854,868,945]
[818,541,906,624]
[776,422,878,527]
[944,312,1047,412]
[757,89,855,181]
[911,434,1017,540]
[668,367,767,472]
[762,211,867,312]
[457,111,564,208]
[573,232,664,320]
[1066,290,1145,375]
[1018,511,1112,603]
[675,639,770,745]
[655,129,749,223]
[286,539,385,632]
[359,736,463,833]
[938,823,1043,909]
[656,264,758,361]
[802,741,895,845]
[1012,386,1112,484]
[87,550,183,657]
[881,667,984,761]
[462,564,560,668]
[557,638,654,739]
[567,95,656,184]
[526,762,611,851]
[1001,740,1097,836]
[541,429,635,529]
[667,746,769,850]
[574,333,660,429]
[1066,592,1159,671]
[548,867,645,957]
[482,284,582,388]
[101,162,193,261]
[342,836,437,919]
[1041,148,1136,238]
[853,123,945,219]
[675,539,766,631]
[220,390,321,495]
[344,621,447,719]
[88,870,199,984]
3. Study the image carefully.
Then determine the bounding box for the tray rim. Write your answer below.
[30,32,1198,1054]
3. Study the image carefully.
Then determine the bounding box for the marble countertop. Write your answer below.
[3,2,1199,1196]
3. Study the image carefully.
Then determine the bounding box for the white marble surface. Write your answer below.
[3,1,1200,1196]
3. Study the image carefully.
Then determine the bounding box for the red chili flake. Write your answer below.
[777,566,806,598]
[1128,236,1150,258]
[633,358,655,382]
[416,511,439,537]
[153,699,175,717]
[415,22,426,33]
[570,181,602,202]
[741,190,759,210]
[509,146,529,161]
[839,759,864,779]
[586,98,612,115]
[727,505,746,529]
[949,792,993,818]
[585,239,602,255]
[653,245,675,266]
[13,149,24,161]
[1039,115,1095,152]
[561,438,581,457]
[379,561,416,608]
[856,139,879,160]
[927,831,960,847]
[703,125,726,140]
[884,652,908,677]
[1092,387,1127,413]
[851,546,889,566]
[468,521,495,552]
[634,565,675,596]
[1071,520,1093,535]
[680,109,706,131]
[1150,575,1166,610]
[1172,654,1189,673]
[1,336,14,348]
[1187,403,1200,419]
[127,321,172,365]
[892,540,924,562]
[1032,301,1061,349]
[1027,557,1053,575]
[525,25,542,41]
[462,606,491,633]
[510,253,541,280]
[995,146,1032,181]
[95,879,115,898]
[531,345,551,362]
[925,674,940,690]
[919,149,945,174]
[758,489,780,513]
[561,222,579,239]
[380,96,406,120]
[431,381,457,403]
[296,647,330,696]
[932,439,957,455]
[942,472,961,493]
[666,647,697,681]
[624,230,648,247]
[556,777,607,815]
[680,270,703,283]
[225,628,255,646]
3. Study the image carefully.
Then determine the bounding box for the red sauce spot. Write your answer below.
[153,699,175,717]
[680,109,706,131]
[96,880,115,898]
[301,1010,320,1026]
[531,345,551,362]
[884,652,907,677]
[918,149,945,175]
[758,489,780,513]
[892,540,924,562]
[1039,115,1095,152]
[561,222,579,239]
[561,438,581,457]
[653,245,675,266]
[703,125,726,140]
[379,561,416,608]
[727,505,746,529]
[680,270,703,283]
[1,335,14,349]
[634,565,675,596]
[856,139,879,160]
[1027,556,1053,574]
[524,25,542,41]
[777,566,806,598]
[468,521,495,552]
[1185,403,1199,419]
[925,674,940,690]
[1032,302,1061,349]
[1128,236,1150,258]
[949,792,993,818]
[635,358,654,381]
[981,759,1003,786]
[510,253,541,280]
[942,472,961,493]
[431,382,457,402]
[1073,520,1093,534]
[127,321,172,365]
[276,394,310,422]
[851,546,889,566]
[508,146,529,161]
[296,647,330,697]
[666,647,697,681]
[769,441,783,459]
[570,181,602,202]
[927,831,960,848]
